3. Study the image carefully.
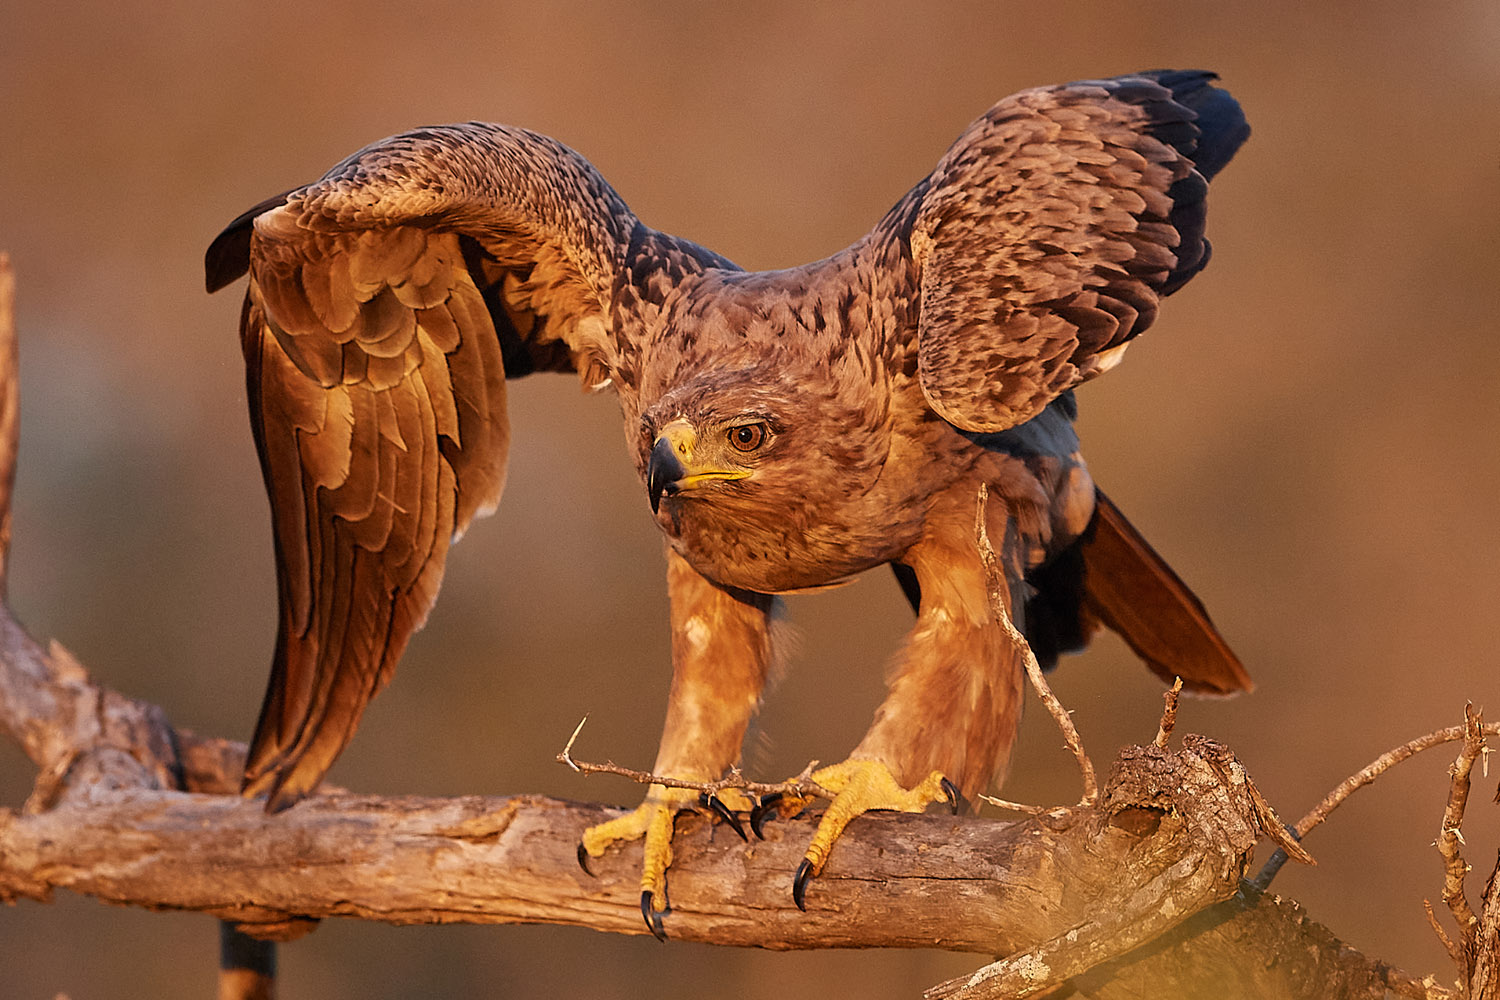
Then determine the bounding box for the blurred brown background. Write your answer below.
[3,1,1498,997]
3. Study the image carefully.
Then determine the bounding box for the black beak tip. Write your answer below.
[647,438,686,515]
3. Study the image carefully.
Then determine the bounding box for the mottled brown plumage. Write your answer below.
[207,70,1251,926]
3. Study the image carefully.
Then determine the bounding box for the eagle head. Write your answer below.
[638,371,792,521]
[632,359,905,594]
[646,415,777,514]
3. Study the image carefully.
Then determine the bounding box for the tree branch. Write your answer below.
[0,736,1262,949]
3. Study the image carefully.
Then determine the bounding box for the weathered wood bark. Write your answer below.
[1033,891,1435,1000]
[0,715,1451,999]
[0,738,1254,949]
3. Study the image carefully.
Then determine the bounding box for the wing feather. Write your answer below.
[907,71,1249,433]
[211,124,644,809]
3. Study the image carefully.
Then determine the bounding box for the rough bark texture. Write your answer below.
[1044,891,1432,1000]
[0,739,1250,949]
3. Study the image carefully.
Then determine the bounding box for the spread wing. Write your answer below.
[906,70,1249,433]
[206,124,641,810]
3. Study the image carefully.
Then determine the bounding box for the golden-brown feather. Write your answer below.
[1081,490,1252,696]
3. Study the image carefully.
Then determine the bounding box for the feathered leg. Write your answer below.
[579,547,778,938]
[788,492,1029,907]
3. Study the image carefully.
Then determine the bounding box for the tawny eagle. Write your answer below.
[206,69,1252,938]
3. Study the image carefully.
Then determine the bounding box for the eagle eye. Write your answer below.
[727,422,768,453]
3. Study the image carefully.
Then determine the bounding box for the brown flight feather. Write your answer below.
[1079,490,1252,696]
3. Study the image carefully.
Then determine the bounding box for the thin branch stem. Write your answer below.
[1295,720,1500,841]
[1155,677,1185,749]
[1251,718,1500,892]
[1427,898,1467,977]
[974,794,1052,816]
[1436,704,1485,981]
[556,715,829,800]
[974,484,1097,806]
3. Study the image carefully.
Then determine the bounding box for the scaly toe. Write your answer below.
[793,760,953,909]
[578,783,701,937]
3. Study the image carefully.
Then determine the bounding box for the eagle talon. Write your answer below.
[699,792,748,842]
[750,791,811,838]
[941,776,962,815]
[793,857,815,912]
[749,793,781,839]
[576,842,595,877]
[641,890,667,942]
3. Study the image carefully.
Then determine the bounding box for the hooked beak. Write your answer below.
[646,419,751,514]
[648,435,687,514]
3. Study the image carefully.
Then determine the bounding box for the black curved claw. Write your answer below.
[792,857,815,912]
[576,843,594,877]
[699,792,748,842]
[941,776,962,815]
[749,793,783,839]
[641,890,667,942]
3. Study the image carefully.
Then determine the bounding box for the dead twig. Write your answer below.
[1155,677,1185,749]
[556,715,830,801]
[1431,704,1487,990]
[1252,717,1500,892]
[974,794,1052,817]
[974,483,1097,807]
[1295,717,1500,842]
[1427,897,1467,984]
[0,254,16,594]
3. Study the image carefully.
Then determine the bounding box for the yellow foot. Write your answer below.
[577,783,754,940]
[788,759,958,911]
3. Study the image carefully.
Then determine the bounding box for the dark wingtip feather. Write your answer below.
[205,189,299,293]
[1139,69,1251,180]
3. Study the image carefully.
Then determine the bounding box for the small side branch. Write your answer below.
[0,254,17,594]
[1253,717,1500,891]
[974,483,1097,806]
[1299,716,1498,842]
[556,715,828,800]
[1428,703,1496,994]
[1155,677,1185,749]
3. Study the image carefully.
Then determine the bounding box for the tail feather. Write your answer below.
[1079,489,1251,695]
